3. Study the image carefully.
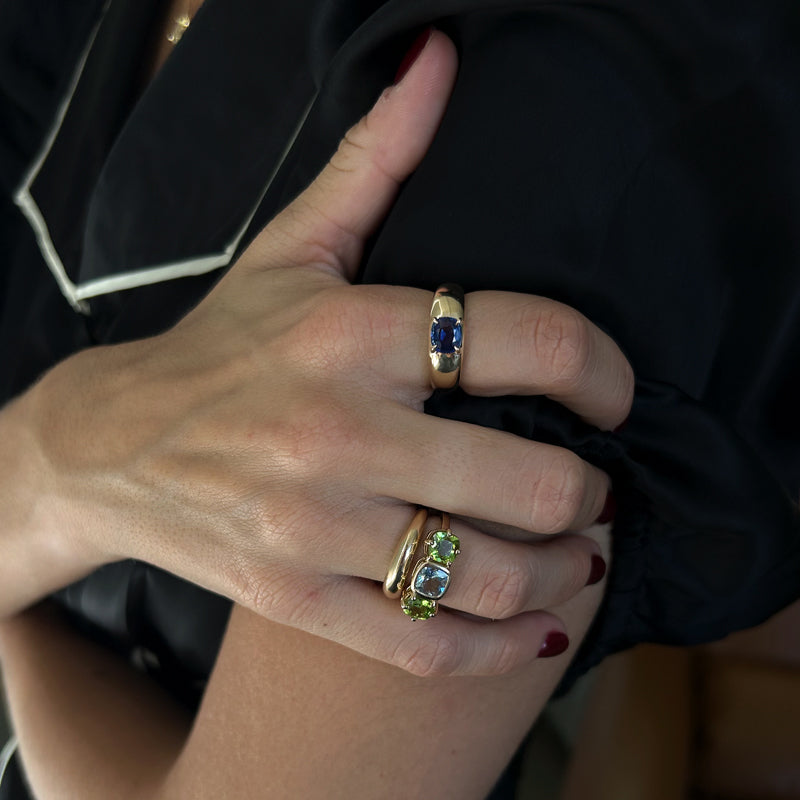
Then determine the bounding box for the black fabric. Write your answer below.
[0,751,29,800]
[2,1,800,796]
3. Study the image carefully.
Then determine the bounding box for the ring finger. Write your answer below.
[320,505,605,621]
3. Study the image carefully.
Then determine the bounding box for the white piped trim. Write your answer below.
[74,252,234,301]
[72,92,317,302]
[0,736,18,789]
[13,0,317,315]
[13,1,111,313]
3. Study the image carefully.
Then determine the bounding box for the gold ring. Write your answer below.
[383,508,428,598]
[401,512,461,620]
[429,284,465,390]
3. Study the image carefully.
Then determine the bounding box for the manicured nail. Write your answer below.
[597,491,616,525]
[539,631,570,658]
[586,554,607,586]
[393,27,434,85]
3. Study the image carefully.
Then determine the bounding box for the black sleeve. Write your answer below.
[351,2,800,685]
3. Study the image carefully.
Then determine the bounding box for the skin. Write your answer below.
[0,28,628,798]
[0,552,607,800]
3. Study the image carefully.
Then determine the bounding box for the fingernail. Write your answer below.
[539,631,570,658]
[586,554,607,586]
[393,27,434,85]
[597,491,616,525]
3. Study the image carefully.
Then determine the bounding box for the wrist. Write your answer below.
[0,369,109,619]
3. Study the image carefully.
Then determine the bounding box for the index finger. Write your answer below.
[368,287,634,431]
[461,291,634,431]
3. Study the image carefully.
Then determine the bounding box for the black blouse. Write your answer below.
[2,0,800,795]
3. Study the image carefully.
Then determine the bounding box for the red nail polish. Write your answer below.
[393,27,434,85]
[597,491,616,525]
[539,631,569,658]
[586,554,607,586]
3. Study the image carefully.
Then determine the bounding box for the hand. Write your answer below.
[20,30,632,675]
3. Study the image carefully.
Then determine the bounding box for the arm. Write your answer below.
[0,527,608,800]
[0,603,188,800]
[0,396,106,619]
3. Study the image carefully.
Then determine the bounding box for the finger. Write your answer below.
[238,29,458,279]
[438,529,604,618]
[355,286,633,431]
[319,508,603,619]
[357,403,611,534]
[462,292,634,431]
[268,575,570,677]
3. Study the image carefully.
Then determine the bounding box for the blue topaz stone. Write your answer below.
[430,317,463,354]
[412,562,451,599]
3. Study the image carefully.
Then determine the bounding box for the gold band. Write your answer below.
[429,284,465,390]
[383,508,428,598]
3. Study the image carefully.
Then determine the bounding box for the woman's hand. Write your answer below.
[5,30,632,675]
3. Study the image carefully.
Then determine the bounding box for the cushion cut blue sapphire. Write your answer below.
[430,317,463,354]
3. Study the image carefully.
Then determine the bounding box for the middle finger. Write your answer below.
[360,402,610,534]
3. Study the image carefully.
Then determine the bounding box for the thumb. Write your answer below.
[239,28,458,280]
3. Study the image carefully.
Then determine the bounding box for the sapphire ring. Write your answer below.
[429,284,464,390]
[400,512,461,621]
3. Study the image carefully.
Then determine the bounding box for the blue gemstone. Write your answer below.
[413,563,450,599]
[431,317,462,354]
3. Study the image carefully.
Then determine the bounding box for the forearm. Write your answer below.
[0,603,190,800]
[0,529,607,800]
[162,530,609,800]
[0,387,103,619]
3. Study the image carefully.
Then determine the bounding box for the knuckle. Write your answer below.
[339,109,400,184]
[260,394,366,482]
[532,305,592,388]
[284,286,361,369]
[287,196,355,272]
[267,200,344,272]
[392,630,462,678]
[332,123,371,173]
[474,559,534,619]
[234,562,325,630]
[230,560,292,619]
[289,287,397,372]
[529,452,587,533]
[330,111,399,186]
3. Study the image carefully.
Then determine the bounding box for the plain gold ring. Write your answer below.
[383,508,428,598]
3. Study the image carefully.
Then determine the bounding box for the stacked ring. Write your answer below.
[383,508,428,598]
[429,284,465,390]
[400,512,461,620]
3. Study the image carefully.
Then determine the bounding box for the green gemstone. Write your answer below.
[401,589,437,620]
[427,530,460,565]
